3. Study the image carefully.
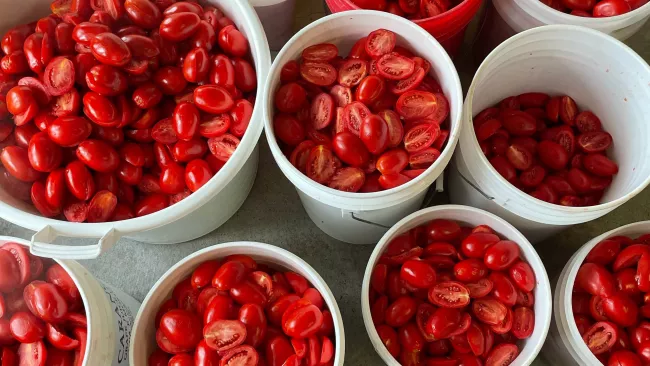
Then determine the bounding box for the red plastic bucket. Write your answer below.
[324,0,483,58]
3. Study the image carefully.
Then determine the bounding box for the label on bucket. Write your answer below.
[101,283,141,365]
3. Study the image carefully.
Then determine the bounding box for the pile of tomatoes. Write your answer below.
[349,0,460,19]
[369,219,537,366]
[0,242,88,366]
[0,0,256,222]
[539,0,646,17]
[149,254,336,366]
[273,29,450,193]
[572,232,650,365]
[474,93,618,207]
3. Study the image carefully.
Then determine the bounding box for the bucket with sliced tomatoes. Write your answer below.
[362,205,552,366]
[0,236,141,366]
[263,11,463,245]
[545,221,650,366]
[0,0,271,248]
[130,242,345,366]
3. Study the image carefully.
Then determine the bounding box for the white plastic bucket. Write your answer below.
[0,236,141,365]
[542,221,650,365]
[263,10,464,245]
[474,0,650,61]
[130,241,345,365]
[0,0,271,260]
[249,0,297,51]
[361,205,552,365]
[449,25,650,244]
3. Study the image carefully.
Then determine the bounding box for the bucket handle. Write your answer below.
[348,177,445,229]
[30,226,120,260]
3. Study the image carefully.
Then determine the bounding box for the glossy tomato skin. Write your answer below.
[238,303,267,348]
[332,131,369,168]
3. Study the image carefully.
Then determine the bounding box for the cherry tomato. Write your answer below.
[238,304,267,348]
[583,322,618,355]
[484,241,521,271]
[160,309,203,350]
[218,25,249,58]
[576,263,616,297]
[24,281,69,323]
[593,0,631,16]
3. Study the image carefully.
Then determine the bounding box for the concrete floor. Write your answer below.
[0,1,649,365]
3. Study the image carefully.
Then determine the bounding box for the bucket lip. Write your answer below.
[558,220,650,363]
[0,0,272,237]
[464,24,650,214]
[130,241,346,365]
[360,205,552,365]
[518,0,650,24]
[263,10,463,206]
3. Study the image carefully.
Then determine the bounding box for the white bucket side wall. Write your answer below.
[0,0,271,248]
[263,11,463,243]
[360,206,552,366]
[450,25,650,241]
[130,242,345,365]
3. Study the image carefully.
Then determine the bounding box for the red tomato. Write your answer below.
[461,233,500,258]
[593,0,631,15]
[508,261,536,292]
[400,260,436,289]
[396,91,441,121]
[454,259,488,282]
[159,309,203,350]
[472,297,508,326]
[1,146,41,182]
[282,299,324,338]
[46,323,80,351]
[9,312,45,343]
[299,62,337,87]
[607,350,642,366]
[576,263,616,297]
[359,114,389,155]
[203,319,246,352]
[428,281,470,308]
[602,293,638,327]
[485,343,519,366]
[425,307,462,339]
[332,132,369,168]
[484,241,521,271]
[212,261,247,291]
[265,335,294,366]
[238,304,267,348]
[24,281,69,323]
[275,83,306,114]
[17,341,47,366]
[582,322,618,355]
[365,29,396,58]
